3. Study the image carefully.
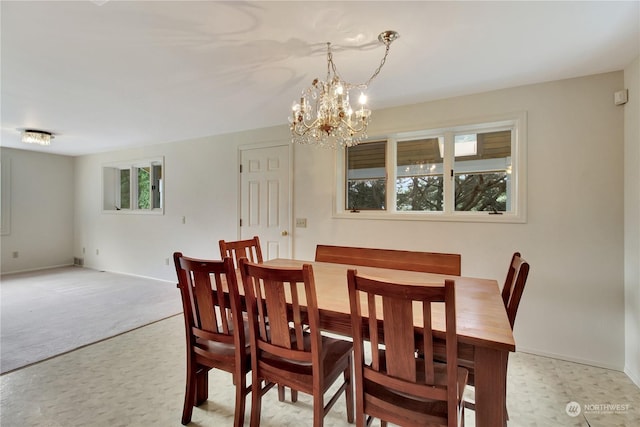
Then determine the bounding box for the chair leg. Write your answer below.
[291,389,298,402]
[233,372,247,427]
[181,366,197,425]
[278,384,285,401]
[195,368,209,406]
[249,375,262,427]
[313,392,324,427]
[345,358,354,423]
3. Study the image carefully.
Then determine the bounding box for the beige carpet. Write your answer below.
[1,315,638,426]
[0,266,182,374]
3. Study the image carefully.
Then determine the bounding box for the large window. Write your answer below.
[338,113,526,222]
[103,157,163,214]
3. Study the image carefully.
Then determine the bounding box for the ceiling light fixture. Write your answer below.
[289,30,399,149]
[21,129,54,146]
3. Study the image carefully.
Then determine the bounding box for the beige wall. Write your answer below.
[624,55,640,386]
[292,71,626,370]
[0,148,74,273]
[5,70,627,371]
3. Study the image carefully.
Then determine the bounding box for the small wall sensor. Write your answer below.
[614,89,628,105]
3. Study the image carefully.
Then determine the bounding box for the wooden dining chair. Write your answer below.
[239,258,354,427]
[463,252,530,413]
[219,236,263,267]
[219,235,293,401]
[501,252,530,329]
[173,252,250,427]
[347,270,467,427]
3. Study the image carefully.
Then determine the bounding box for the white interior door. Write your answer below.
[240,144,291,260]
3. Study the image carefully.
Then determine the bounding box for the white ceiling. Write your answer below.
[1,1,639,156]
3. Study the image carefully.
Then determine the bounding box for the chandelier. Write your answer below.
[289,30,399,148]
[21,129,54,146]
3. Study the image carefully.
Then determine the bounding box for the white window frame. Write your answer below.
[102,156,164,215]
[335,112,527,223]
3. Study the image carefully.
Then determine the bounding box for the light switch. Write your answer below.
[295,218,307,228]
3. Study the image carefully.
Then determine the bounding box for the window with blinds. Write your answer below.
[346,140,386,210]
[338,112,526,222]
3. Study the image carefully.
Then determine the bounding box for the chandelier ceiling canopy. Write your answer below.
[289,30,399,149]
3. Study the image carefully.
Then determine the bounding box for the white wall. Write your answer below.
[624,55,640,386]
[70,71,625,370]
[0,147,74,273]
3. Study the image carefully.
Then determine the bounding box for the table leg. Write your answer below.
[474,347,508,427]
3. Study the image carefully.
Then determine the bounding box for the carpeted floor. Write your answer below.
[0,266,182,374]
[1,314,638,426]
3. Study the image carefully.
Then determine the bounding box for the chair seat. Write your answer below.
[260,333,353,388]
[362,353,467,426]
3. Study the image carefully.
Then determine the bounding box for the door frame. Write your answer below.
[237,140,294,259]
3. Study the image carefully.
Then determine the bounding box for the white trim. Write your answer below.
[624,366,640,388]
[517,348,623,372]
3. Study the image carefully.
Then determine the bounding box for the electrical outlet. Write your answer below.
[96,249,99,255]
[12,251,19,259]
[165,258,170,266]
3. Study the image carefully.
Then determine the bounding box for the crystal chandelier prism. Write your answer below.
[289,30,399,148]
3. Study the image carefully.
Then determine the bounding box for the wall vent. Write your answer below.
[73,257,84,266]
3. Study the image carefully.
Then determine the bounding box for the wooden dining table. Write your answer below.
[262,258,515,427]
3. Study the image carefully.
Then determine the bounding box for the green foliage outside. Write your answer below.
[137,167,150,209]
[348,172,507,212]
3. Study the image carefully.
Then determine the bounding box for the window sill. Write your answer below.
[332,210,525,223]
[102,209,164,215]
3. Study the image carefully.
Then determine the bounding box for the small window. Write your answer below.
[396,137,444,211]
[103,157,164,214]
[454,130,512,212]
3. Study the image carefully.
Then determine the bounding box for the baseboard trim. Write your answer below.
[624,366,640,388]
[517,347,623,372]
[93,268,175,284]
[0,263,74,276]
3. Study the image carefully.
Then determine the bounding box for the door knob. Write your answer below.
[281,230,289,236]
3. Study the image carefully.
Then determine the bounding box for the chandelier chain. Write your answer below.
[364,42,391,87]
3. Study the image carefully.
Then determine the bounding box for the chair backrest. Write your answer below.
[239,258,322,373]
[347,270,461,426]
[501,252,530,329]
[173,252,246,362]
[219,236,263,268]
[315,244,461,276]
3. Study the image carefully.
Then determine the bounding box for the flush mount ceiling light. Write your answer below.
[21,129,54,146]
[289,30,399,149]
